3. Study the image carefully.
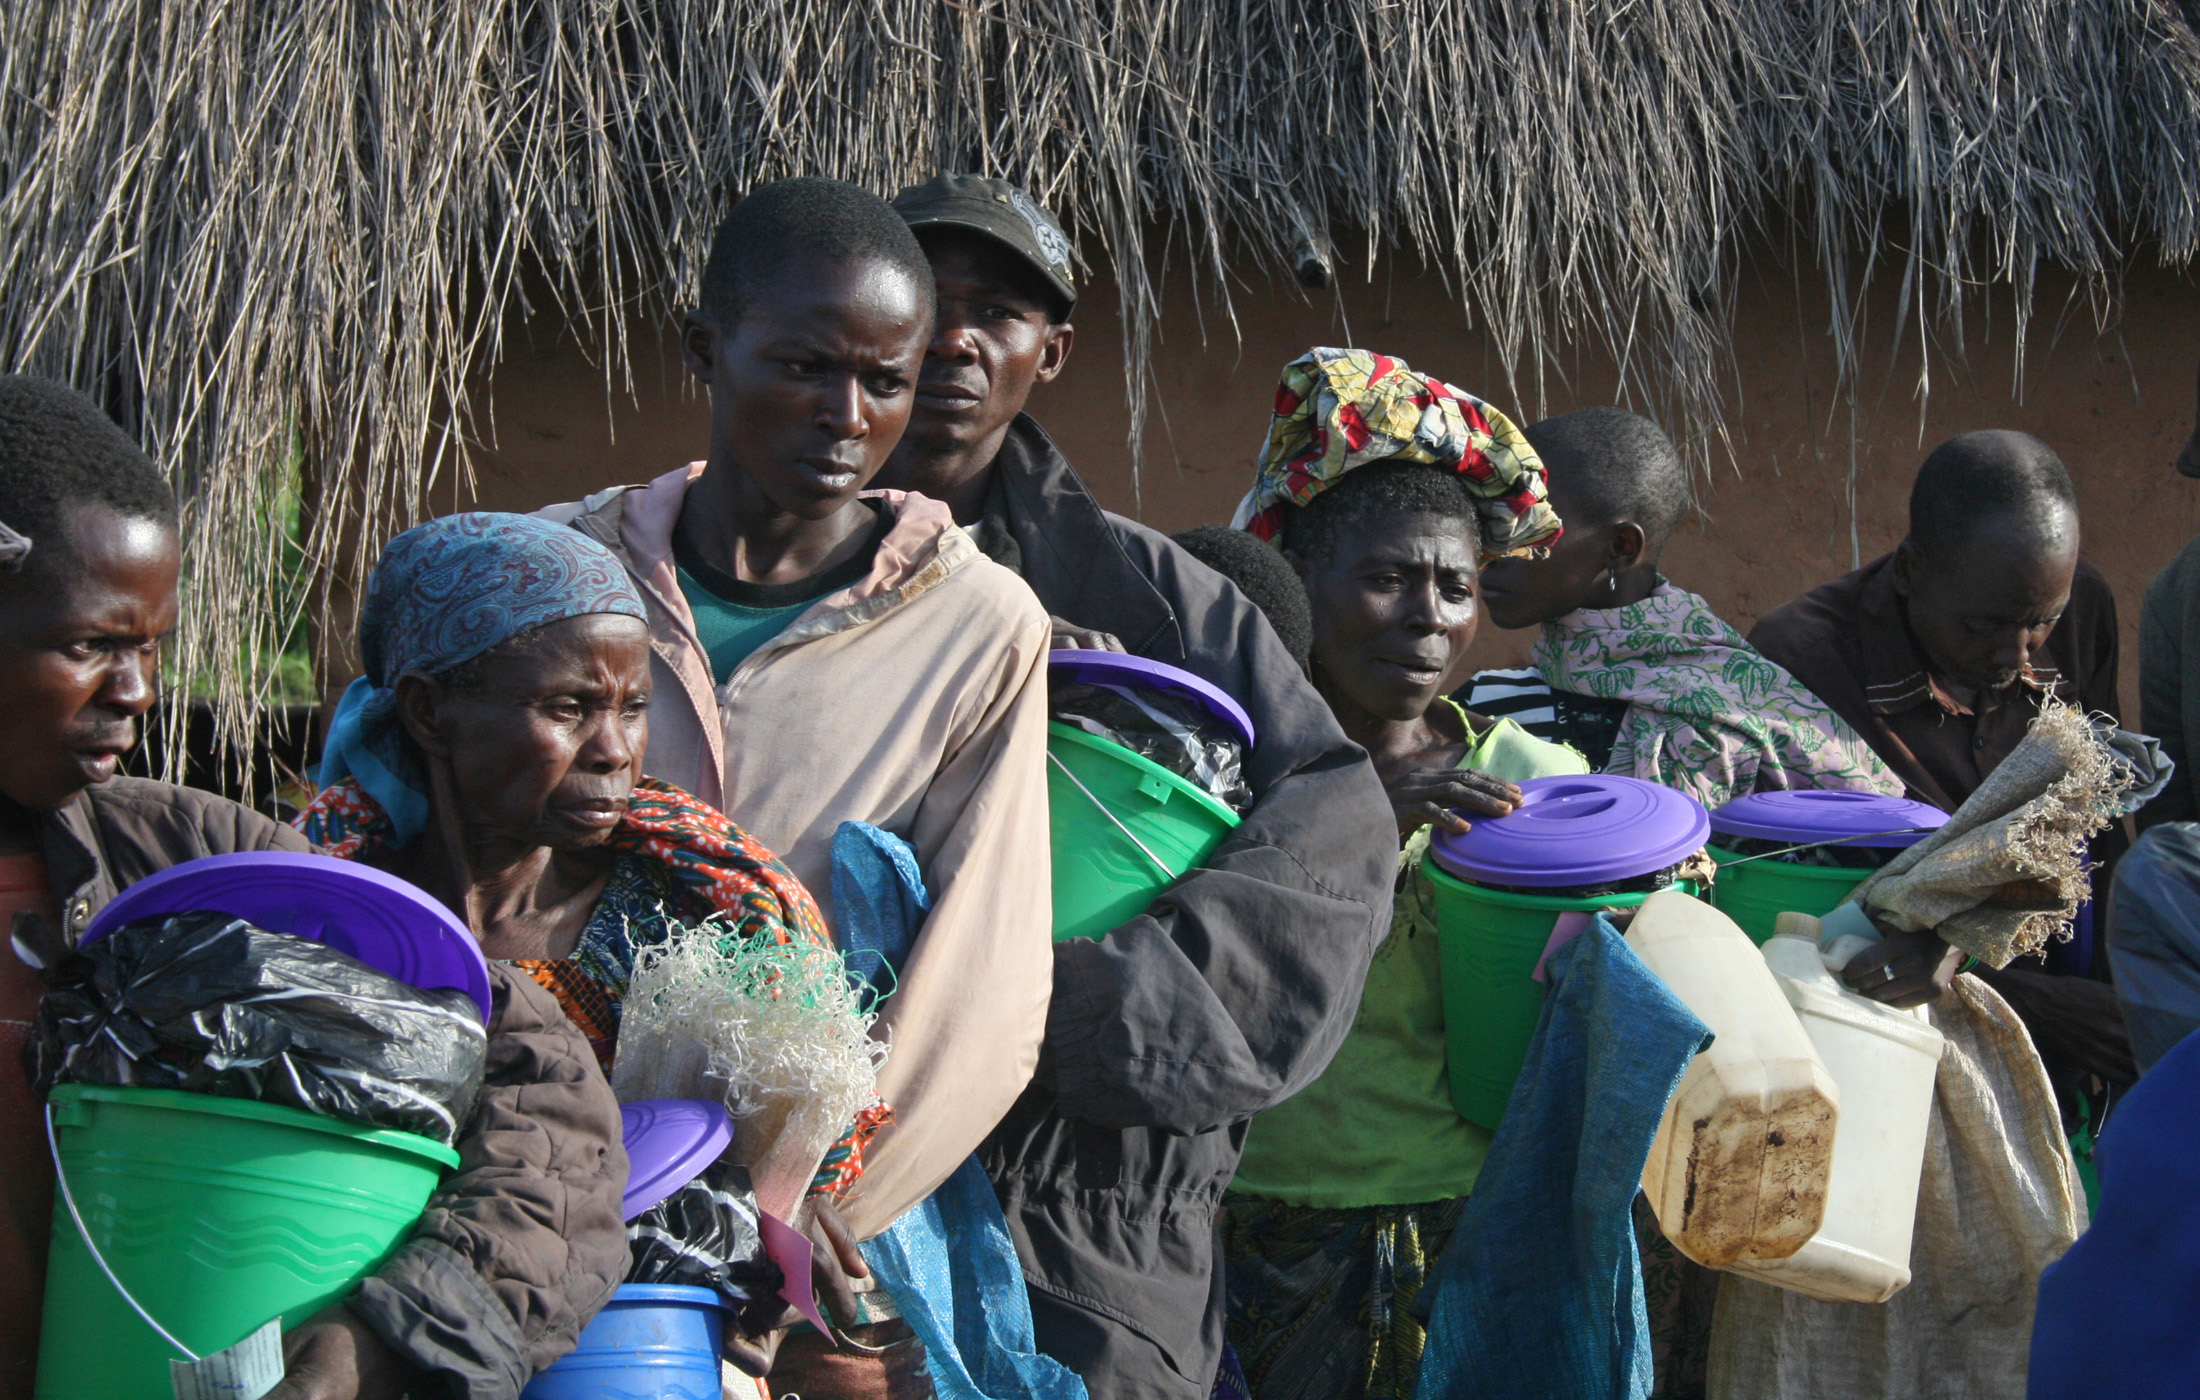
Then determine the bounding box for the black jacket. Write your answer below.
[975,418,1394,1398]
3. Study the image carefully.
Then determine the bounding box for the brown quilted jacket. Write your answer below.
[35,777,628,1399]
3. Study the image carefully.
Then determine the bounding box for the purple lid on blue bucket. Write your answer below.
[620,1098,734,1221]
[1427,774,1711,888]
[81,851,493,1023]
[1048,649,1256,749]
[1710,789,1948,849]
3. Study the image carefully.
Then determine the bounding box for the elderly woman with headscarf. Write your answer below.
[1219,348,1589,1400]
[296,513,877,1373]
[299,513,831,1061]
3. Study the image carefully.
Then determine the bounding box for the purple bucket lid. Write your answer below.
[1428,774,1710,888]
[82,851,492,1023]
[1047,649,1256,749]
[1710,789,1949,849]
[620,1099,734,1221]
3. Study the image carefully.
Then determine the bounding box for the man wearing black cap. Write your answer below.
[2140,359,2200,828]
[878,175,1394,1399]
[2113,360,2200,1072]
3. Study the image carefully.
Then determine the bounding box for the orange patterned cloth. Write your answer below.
[298,775,885,1194]
[300,774,829,950]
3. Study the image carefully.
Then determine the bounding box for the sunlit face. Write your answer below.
[1476,473,1635,630]
[1296,511,1480,723]
[0,507,179,813]
[880,227,1073,497]
[684,257,931,521]
[400,613,652,852]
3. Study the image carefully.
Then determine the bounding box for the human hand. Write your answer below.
[1049,618,1124,652]
[1384,766,1523,837]
[805,1197,869,1331]
[265,1307,410,1400]
[723,1198,870,1374]
[1841,925,1964,1008]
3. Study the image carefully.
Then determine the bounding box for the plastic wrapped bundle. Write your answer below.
[1051,680,1252,812]
[625,1160,785,1332]
[29,910,487,1145]
[612,918,886,1222]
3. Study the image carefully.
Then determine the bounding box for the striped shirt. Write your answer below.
[1456,668,1631,771]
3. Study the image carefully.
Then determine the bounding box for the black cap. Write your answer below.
[892,174,1078,314]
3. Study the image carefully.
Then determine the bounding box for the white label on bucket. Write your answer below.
[170,1318,285,1400]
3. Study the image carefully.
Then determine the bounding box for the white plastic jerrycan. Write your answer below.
[1629,890,1841,1268]
[1721,912,1947,1303]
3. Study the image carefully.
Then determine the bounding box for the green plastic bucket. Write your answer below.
[1047,721,1240,940]
[1707,846,1869,945]
[1424,866,1696,1129]
[36,1083,458,1399]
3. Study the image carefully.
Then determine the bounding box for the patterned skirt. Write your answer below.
[1220,1193,1468,1400]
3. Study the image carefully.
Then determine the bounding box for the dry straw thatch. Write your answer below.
[4,0,2199,766]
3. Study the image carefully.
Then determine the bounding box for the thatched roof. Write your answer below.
[5,0,2199,755]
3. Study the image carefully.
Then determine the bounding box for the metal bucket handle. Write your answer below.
[1047,750,1182,883]
[46,1101,204,1361]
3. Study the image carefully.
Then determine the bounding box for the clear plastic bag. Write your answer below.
[29,910,487,1145]
[625,1160,785,1330]
[1051,679,1252,811]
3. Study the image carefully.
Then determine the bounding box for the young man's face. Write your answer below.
[1896,507,2079,695]
[880,228,1072,495]
[0,505,179,816]
[684,256,931,521]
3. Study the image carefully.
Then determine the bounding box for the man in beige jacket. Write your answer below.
[540,179,1054,1277]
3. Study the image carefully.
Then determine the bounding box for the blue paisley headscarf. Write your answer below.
[317,512,648,845]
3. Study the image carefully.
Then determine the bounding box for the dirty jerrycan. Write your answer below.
[1629,891,1840,1267]
[1719,912,1947,1302]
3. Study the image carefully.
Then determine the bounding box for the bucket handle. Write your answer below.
[45,1101,203,1361]
[1714,827,1936,869]
[1047,751,1182,883]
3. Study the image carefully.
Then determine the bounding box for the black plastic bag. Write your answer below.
[30,910,487,1146]
[1469,863,1686,899]
[1052,679,1252,812]
[1720,836,1899,870]
[626,1160,785,1330]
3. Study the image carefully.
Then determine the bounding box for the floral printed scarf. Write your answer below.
[1532,582,1902,810]
[1230,347,1562,560]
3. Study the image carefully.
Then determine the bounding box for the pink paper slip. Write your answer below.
[758,1210,831,1335]
[1532,910,1596,984]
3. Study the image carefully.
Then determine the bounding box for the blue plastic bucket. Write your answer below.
[521,1284,726,1400]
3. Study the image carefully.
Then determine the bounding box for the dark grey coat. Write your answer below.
[975,418,1394,1398]
[2143,532,2200,829]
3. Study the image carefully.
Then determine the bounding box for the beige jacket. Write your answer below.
[543,467,1053,1235]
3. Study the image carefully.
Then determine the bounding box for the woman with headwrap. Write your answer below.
[296,513,876,1374]
[299,513,830,1061]
[1219,349,1587,1400]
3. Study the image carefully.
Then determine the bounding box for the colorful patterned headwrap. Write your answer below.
[1230,347,1562,560]
[317,511,648,846]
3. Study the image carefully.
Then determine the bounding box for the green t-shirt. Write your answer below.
[1230,707,1590,1208]
[675,504,887,686]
